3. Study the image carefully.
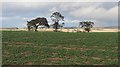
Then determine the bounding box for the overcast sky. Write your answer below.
[1,1,119,28]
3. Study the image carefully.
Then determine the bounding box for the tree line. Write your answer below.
[26,12,94,32]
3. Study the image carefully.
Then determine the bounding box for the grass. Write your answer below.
[2,31,118,65]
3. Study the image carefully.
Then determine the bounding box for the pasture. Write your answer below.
[2,31,118,65]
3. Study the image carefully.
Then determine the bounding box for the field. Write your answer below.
[0,28,118,32]
[2,31,118,65]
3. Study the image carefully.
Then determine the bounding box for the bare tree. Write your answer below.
[50,12,64,32]
[79,21,94,32]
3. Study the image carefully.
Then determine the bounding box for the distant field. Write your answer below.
[0,27,118,32]
[2,31,118,65]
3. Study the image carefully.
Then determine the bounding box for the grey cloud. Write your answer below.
[2,2,55,17]
[2,2,118,28]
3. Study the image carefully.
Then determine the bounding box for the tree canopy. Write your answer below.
[50,12,64,32]
[79,21,94,32]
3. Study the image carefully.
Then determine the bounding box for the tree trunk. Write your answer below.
[27,26,31,31]
[54,22,59,32]
[34,25,38,32]
[85,28,90,32]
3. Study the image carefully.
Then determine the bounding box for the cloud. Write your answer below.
[2,2,54,17]
[49,7,59,12]
[2,0,119,2]
[2,2,118,28]
[70,5,118,22]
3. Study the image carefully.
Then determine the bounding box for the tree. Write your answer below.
[50,12,64,32]
[79,21,94,32]
[27,17,49,31]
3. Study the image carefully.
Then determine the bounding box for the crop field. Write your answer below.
[2,31,118,65]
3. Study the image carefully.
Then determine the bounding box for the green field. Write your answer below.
[2,31,118,65]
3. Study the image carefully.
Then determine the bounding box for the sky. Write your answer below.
[1,0,119,28]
